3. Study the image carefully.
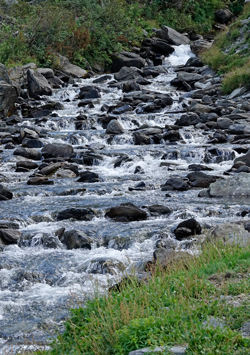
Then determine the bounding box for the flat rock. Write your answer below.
[105,204,147,222]
[27,177,54,185]
[57,208,95,221]
[209,173,250,197]
[42,143,74,159]
[157,25,190,45]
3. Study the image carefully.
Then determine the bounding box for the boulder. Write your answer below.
[215,8,234,24]
[0,184,13,200]
[106,119,124,135]
[187,171,219,188]
[8,63,36,86]
[157,25,190,45]
[13,147,42,160]
[77,171,100,183]
[148,205,171,216]
[78,86,100,100]
[185,57,204,67]
[174,218,202,240]
[234,150,250,167]
[177,72,203,83]
[27,69,52,97]
[114,67,143,82]
[190,40,213,55]
[105,204,147,222]
[54,52,87,78]
[112,51,146,72]
[42,143,74,159]
[0,82,18,118]
[151,39,175,56]
[0,63,12,84]
[57,208,95,221]
[0,229,21,244]
[209,173,250,197]
[27,177,54,185]
[87,257,126,275]
[175,112,200,127]
[211,223,250,246]
[161,176,189,191]
[153,248,193,269]
[61,230,91,250]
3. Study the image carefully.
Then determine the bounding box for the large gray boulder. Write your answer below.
[41,143,74,159]
[0,64,18,118]
[209,173,250,197]
[112,51,146,72]
[0,229,21,244]
[106,119,124,135]
[27,69,52,97]
[156,25,190,45]
[210,223,250,246]
[54,52,88,78]
[234,150,250,167]
[8,63,37,86]
[190,40,213,55]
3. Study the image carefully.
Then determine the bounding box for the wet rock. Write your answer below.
[0,229,21,244]
[22,138,43,148]
[188,164,213,171]
[105,204,147,222]
[151,39,175,56]
[163,130,181,142]
[210,223,250,246]
[77,171,100,183]
[177,71,203,83]
[93,74,112,83]
[0,185,13,200]
[174,219,202,240]
[148,204,171,216]
[42,143,74,159]
[14,147,42,160]
[133,132,151,145]
[78,86,100,100]
[187,171,219,188]
[128,181,146,191]
[106,119,124,135]
[87,257,126,275]
[112,51,146,72]
[39,162,62,176]
[114,66,143,82]
[209,173,250,197]
[27,69,52,98]
[175,112,200,127]
[234,150,250,167]
[134,166,145,174]
[156,25,190,45]
[203,147,235,164]
[60,230,91,250]
[6,114,22,125]
[57,208,95,221]
[189,102,210,114]
[16,161,38,172]
[153,248,193,269]
[27,177,54,185]
[185,57,204,67]
[161,176,189,191]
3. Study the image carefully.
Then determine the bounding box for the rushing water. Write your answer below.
[0,45,246,353]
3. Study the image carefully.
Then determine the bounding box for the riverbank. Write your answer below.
[40,241,250,355]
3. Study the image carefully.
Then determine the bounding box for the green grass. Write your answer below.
[39,242,250,355]
[202,2,250,93]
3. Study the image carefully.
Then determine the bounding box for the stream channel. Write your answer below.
[0,45,247,353]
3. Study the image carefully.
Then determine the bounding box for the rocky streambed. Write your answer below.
[1,32,250,353]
